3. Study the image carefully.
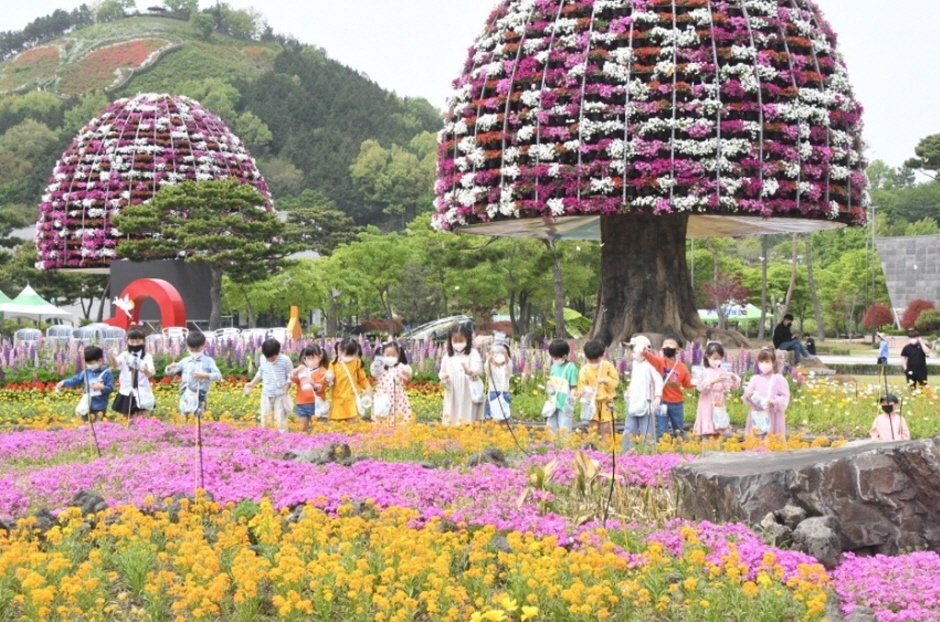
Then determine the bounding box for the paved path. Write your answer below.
[816,355,940,366]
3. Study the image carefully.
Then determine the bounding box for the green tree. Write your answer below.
[905,134,940,180]
[223,259,328,329]
[113,179,289,329]
[59,92,109,140]
[278,189,360,255]
[258,157,305,197]
[191,11,214,41]
[331,228,414,334]
[164,0,198,16]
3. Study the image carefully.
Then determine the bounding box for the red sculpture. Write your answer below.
[104,278,186,329]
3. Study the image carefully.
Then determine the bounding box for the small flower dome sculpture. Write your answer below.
[35,93,272,271]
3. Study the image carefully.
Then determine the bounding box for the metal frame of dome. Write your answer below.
[35,93,272,271]
[433,0,868,236]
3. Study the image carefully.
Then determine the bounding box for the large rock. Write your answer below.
[672,439,940,556]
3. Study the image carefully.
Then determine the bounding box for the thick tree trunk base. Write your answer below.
[592,213,735,346]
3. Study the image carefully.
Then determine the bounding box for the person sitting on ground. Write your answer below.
[772,313,813,365]
[869,394,910,441]
[803,333,816,356]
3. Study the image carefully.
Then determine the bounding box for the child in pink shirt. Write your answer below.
[869,394,910,441]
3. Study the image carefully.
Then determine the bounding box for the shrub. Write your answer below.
[915,309,940,333]
[862,303,894,331]
[902,299,935,330]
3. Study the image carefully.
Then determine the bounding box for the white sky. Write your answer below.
[4,0,938,169]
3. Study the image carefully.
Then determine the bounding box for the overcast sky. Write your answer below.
[4,0,938,169]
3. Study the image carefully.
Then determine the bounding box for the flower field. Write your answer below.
[57,38,170,95]
[0,46,59,93]
[1,337,939,620]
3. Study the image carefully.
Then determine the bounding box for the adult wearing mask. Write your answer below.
[901,330,931,390]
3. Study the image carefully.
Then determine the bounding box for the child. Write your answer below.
[869,394,910,441]
[439,325,484,426]
[291,344,330,433]
[165,332,222,416]
[645,334,694,441]
[804,334,817,356]
[545,338,578,436]
[876,332,889,366]
[484,340,512,422]
[622,335,663,450]
[56,346,113,422]
[693,342,741,439]
[743,349,791,439]
[370,341,413,424]
[109,326,156,418]
[244,338,294,432]
[330,338,370,422]
[577,339,619,445]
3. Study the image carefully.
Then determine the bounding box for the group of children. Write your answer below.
[54,325,911,444]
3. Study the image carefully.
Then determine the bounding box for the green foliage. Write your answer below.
[164,0,198,16]
[279,190,361,256]
[113,179,292,328]
[190,12,215,41]
[915,309,940,334]
[905,134,940,178]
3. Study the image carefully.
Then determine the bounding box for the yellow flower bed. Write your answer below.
[0,494,829,622]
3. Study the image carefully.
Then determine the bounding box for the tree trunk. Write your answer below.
[805,235,825,339]
[238,283,255,328]
[758,235,768,340]
[509,291,519,337]
[592,214,707,345]
[96,278,110,323]
[209,265,223,331]
[780,234,798,319]
[544,239,566,339]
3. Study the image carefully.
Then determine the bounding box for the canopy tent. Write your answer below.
[0,285,73,321]
[0,289,11,305]
[698,303,762,324]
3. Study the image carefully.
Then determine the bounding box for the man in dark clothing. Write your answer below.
[901,329,931,389]
[772,314,812,364]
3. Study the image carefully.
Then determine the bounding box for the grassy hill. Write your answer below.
[0,13,441,228]
[0,16,278,96]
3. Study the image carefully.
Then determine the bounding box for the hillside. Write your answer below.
[0,12,441,228]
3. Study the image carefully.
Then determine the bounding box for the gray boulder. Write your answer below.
[672,439,940,556]
[287,443,353,465]
[71,490,108,516]
[467,447,509,468]
[792,516,842,568]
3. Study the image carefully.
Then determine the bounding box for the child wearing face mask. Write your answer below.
[869,394,910,441]
[577,339,619,445]
[622,335,663,451]
[370,341,413,424]
[645,334,694,441]
[330,338,371,422]
[693,341,740,439]
[291,344,330,432]
[439,324,484,426]
[109,326,156,418]
[742,349,790,439]
[484,341,513,422]
[545,339,579,436]
[56,345,113,422]
[165,332,222,416]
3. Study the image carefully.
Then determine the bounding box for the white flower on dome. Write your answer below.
[590,177,615,193]
[476,114,499,131]
[547,198,565,216]
[504,147,520,163]
[688,8,712,25]
[730,45,757,60]
[761,178,779,197]
[453,120,469,136]
[501,165,520,179]
[657,176,677,190]
[547,163,561,177]
[499,186,515,215]
[460,173,476,188]
[829,200,841,217]
[457,136,478,154]
[517,126,536,141]
[530,143,556,161]
[520,90,541,107]
[522,38,545,54]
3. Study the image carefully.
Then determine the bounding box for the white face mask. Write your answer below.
[383,356,399,366]
[86,363,101,372]
[552,358,565,365]
[190,351,202,360]
[708,358,722,368]
[305,358,319,368]
[340,355,354,363]
[758,362,773,374]
[910,338,919,345]
[492,354,506,365]
[452,342,466,352]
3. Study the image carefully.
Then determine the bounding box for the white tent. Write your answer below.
[0,285,73,321]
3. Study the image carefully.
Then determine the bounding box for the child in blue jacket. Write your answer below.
[56,346,113,421]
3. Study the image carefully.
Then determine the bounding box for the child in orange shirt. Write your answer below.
[291,344,330,432]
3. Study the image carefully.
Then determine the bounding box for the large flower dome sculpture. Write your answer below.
[434,0,867,342]
[35,93,272,271]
